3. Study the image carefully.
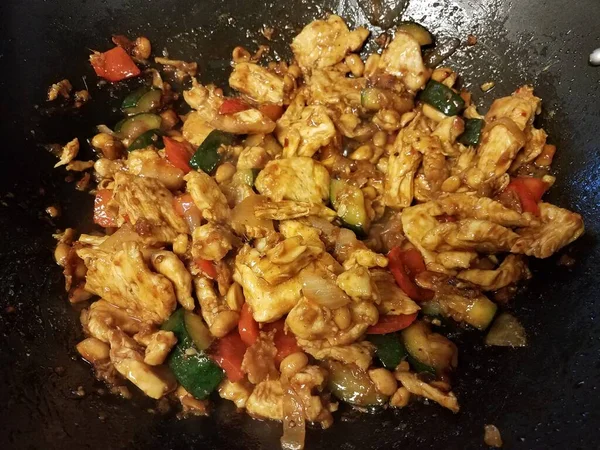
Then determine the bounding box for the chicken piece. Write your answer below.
[194,276,239,338]
[191,223,234,261]
[253,236,323,285]
[300,341,374,370]
[437,193,535,227]
[113,173,188,243]
[401,202,446,272]
[126,149,185,191]
[241,332,279,384]
[432,116,465,146]
[150,251,194,310]
[254,200,337,222]
[336,266,377,302]
[77,243,177,324]
[184,170,231,223]
[510,127,548,172]
[109,329,176,399]
[485,86,541,131]
[218,379,253,409]
[396,371,459,413]
[371,270,420,315]
[384,129,424,208]
[229,62,285,105]
[421,139,449,193]
[286,297,378,345]
[82,300,143,343]
[288,365,332,423]
[143,330,177,366]
[246,379,284,420]
[377,31,429,92]
[511,203,584,258]
[420,219,519,253]
[76,337,110,365]
[182,112,215,146]
[307,69,365,111]
[342,248,388,270]
[457,255,530,291]
[278,220,325,250]
[275,95,337,158]
[291,15,369,71]
[94,158,125,180]
[47,78,72,101]
[476,120,526,180]
[183,81,275,134]
[236,146,271,170]
[54,138,79,168]
[435,251,479,270]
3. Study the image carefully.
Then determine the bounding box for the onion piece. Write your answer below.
[301,272,351,310]
[231,194,274,235]
[99,224,142,251]
[280,380,306,450]
[485,312,527,347]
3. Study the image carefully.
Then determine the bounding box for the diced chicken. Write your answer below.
[511,203,584,258]
[218,379,253,408]
[421,138,449,193]
[371,270,420,315]
[113,173,188,243]
[510,127,547,172]
[237,146,271,170]
[435,251,479,270]
[396,371,459,413]
[275,95,337,158]
[246,379,284,420]
[194,276,240,338]
[77,243,177,324]
[254,200,337,222]
[182,112,215,147]
[191,223,234,261]
[485,86,541,131]
[278,220,326,249]
[336,266,377,302]
[82,300,143,343]
[183,81,275,134]
[255,157,330,203]
[307,69,365,111]
[109,329,176,399]
[432,116,465,145]
[241,332,279,384]
[76,337,110,364]
[476,120,526,180]
[288,365,332,423]
[377,31,429,92]
[342,247,388,270]
[229,62,285,105]
[291,15,369,71]
[458,254,530,291]
[54,138,79,168]
[126,149,185,191]
[420,219,519,253]
[401,202,447,272]
[300,341,375,370]
[143,330,177,366]
[150,251,194,310]
[286,297,378,345]
[184,170,231,223]
[384,129,423,208]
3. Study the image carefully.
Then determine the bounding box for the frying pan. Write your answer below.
[0,0,599,448]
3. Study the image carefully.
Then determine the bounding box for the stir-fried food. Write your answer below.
[51,15,584,449]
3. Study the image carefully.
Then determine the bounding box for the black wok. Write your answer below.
[0,0,599,448]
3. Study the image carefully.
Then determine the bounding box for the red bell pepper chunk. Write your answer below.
[505,177,548,216]
[89,46,140,82]
[238,303,260,347]
[367,312,418,334]
[219,98,251,115]
[388,247,434,302]
[210,331,247,382]
[93,189,117,227]
[164,137,192,174]
[194,258,217,279]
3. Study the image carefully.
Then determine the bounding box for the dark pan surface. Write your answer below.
[1,0,599,448]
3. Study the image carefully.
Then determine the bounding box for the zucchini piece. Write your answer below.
[397,22,434,46]
[361,88,386,111]
[330,179,370,237]
[485,313,527,347]
[325,360,388,406]
[420,80,465,116]
[189,130,235,174]
[122,87,162,115]
[458,118,484,146]
[232,168,260,187]
[115,113,162,141]
[183,310,214,351]
[161,309,223,399]
[367,333,408,370]
[127,129,165,152]
[401,321,456,375]
[439,295,497,330]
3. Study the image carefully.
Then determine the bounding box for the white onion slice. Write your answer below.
[301,272,350,309]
